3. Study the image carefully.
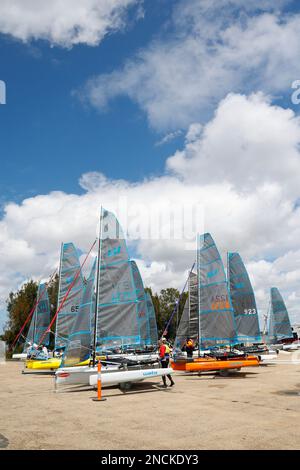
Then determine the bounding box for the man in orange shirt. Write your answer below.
[159,338,175,388]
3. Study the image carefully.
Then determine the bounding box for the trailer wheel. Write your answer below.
[219,369,229,377]
[119,382,132,392]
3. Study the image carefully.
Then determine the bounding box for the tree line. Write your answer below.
[1,277,187,354]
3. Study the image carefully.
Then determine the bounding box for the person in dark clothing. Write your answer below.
[159,338,175,388]
[185,337,195,359]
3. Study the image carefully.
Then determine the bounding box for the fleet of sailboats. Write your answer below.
[13,208,299,389]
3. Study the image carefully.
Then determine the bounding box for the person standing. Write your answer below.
[185,337,195,359]
[159,338,175,388]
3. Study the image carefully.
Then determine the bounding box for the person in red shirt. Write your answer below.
[159,338,175,388]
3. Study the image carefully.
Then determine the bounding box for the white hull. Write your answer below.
[55,352,159,386]
[102,353,159,362]
[55,363,172,387]
[55,364,120,386]
[283,343,299,351]
[89,367,174,387]
[258,353,278,363]
[12,353,27,360]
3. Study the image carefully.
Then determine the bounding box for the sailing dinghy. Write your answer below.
[228,252,277,362]
[23,283,54,369]
[56,208,171,388]
[171,233,259,373]
[25,243,89,371]
[268,287,298,351]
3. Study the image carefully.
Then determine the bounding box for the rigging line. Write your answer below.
[38,238,97,347]
[11,268,57,351]
[162,261,195,338]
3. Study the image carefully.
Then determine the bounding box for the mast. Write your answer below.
[92,207,103,366]
[54,242,63,350]
[197,233,201,357]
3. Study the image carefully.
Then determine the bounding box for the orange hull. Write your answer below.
[171,356,259,372]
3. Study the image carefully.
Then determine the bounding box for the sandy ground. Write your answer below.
[1,352,300,450]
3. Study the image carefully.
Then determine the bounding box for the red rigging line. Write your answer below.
[38,238,97,347]
[11,269,57,350]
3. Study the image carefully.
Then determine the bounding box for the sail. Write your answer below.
[130,261,151,346]
[145,292,158,347]
[228,252,261,343]
[62,258,96,366]
[55,243,84,350]
[95,209,141,352]
[268,287,293,342]
[174,271,198,351]
[198,233,237,348]
[23,283,50,349]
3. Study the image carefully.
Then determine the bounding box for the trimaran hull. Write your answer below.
[171,355,260,372]
[55,365,173,387]
[25,352,159,371]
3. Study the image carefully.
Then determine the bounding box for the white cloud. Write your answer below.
[167,93,300,196]
[155,130,183,147]
[0,0,140,47]
[1,93,300,332]
[79,0,300,130]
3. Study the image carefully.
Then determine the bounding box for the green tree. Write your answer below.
[145,287,188,342]
[3,280,38,354]
[3,275,59,354]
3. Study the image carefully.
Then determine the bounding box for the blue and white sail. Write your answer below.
[55,243,84,350]
[268,287,293,343]
[24,282,50,349]
[198,233,237,349]
[174,271,198,351]
[145,292,158,347]
[62,257,97,366]
[130,260,152,347]
[95,209,143,352]
[228,252,261,344]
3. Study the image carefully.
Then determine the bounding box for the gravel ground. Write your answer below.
[1,351,300,450]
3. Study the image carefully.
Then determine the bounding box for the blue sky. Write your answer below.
[0,0,181,206]
[1,0,300,333]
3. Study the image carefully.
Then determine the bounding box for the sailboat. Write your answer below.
[171,233,259,373]
[268,287,298,351]
[55,208,172,388]
[23,283,50,351]
[25,243,90,371]
[227,252,277,362]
